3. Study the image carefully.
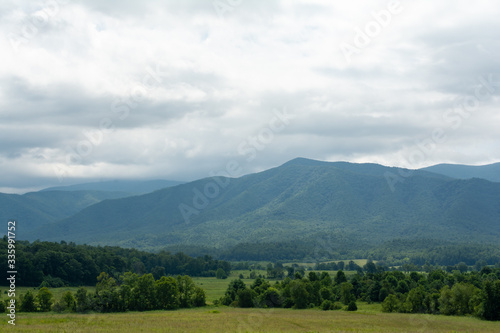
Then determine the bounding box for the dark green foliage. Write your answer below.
[478,280,500,320]
[237,289,256,308]
[216,268,227,279]
[290,281,309,309]
[381,294,400,312]
[221,279,247,306]
[155,276,180,310]
[222,268,500,322]
[36,287,53,312]
[192,287,206,307]
[347,300,357,311]
[75,287,91,312]
[321,300,332,310]
[0,238,230,287]
[20,291,36,312]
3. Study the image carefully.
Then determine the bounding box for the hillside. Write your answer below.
[27,158,500,252]
[1,190,131,235]
[422,162,500,182]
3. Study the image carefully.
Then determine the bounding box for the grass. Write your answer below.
[192,270,268,303]
[1,306,499,332]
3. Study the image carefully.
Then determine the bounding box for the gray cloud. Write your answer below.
[1,0,499,192]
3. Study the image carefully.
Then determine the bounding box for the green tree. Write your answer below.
[290,281,309,309]
[404,287,425,313]
[132,273,156,311]
[36,287,53,312]
[75,287,90,312]
[237,289,256,308]
[340,282,354,305]
[20,291,37,312]
[216,268,227,279]
[478,280,500,321]
[259,287,282,308]
[347,300,357,311]
[334,270,347,285]
[62,291,76,312]
[381,294,400,313]
[156,276,180,310]
[177,275,196,308]
[192,286,206,307]
[221,279,247,305]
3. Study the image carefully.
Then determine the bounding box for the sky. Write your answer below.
[1,0,499,193]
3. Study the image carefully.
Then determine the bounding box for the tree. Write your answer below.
[381,294,400,313]
[347,300,357,311]
[290,281,309,309]
[20,291,37,312]
[221,279,247,305]
[259,287,282,308]
[75,287,90,313]
[132,273,156,311]
[156,276,180,310]
[404,287,425,313]
[192,287,206,307]
[340,282,354,305]
[177,275,196,308]
[237,289,256,308]
[216,268,227,279]
[36,287,53,312]
[62,291,76,312]
[335,270,347,285]
[478,280,500,321]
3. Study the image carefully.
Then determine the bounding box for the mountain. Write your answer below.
[41,179,184,194]
[1,190,131,235]
[421,162,500,182]
[2,180,183,237]
[28,158,500,252]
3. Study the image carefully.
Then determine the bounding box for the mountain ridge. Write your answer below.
[24,158,500,253]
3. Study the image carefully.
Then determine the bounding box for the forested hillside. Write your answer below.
[26,158,500,258]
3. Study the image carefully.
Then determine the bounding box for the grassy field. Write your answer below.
[1,305,499,332]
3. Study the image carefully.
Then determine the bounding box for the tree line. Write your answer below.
[0,237,231,287]
[1,272,205,313]
[219,265,500,321]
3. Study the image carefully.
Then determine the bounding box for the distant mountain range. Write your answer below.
[422,162,500,182]
[2,179,183,236]
[12,158,499,256]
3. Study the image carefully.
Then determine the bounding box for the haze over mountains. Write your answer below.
[5,158,498,258]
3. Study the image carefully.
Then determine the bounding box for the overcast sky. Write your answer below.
[1,0,499,193]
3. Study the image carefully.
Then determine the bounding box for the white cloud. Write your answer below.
[1,0,499,192]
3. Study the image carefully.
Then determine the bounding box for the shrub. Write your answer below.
[321,300,332,311]
[347,300,357,311]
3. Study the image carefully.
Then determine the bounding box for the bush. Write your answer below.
[381,294,400,313]
[321,300,332,310]
[346,300,357,311]
[332,302,343,310]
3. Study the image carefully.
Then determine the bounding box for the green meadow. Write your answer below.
[1,304,499,332]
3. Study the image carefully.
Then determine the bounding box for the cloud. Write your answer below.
[1,0,499,192]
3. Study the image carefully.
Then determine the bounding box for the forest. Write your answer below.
[220,264,500,321]
[0,237,231,287]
